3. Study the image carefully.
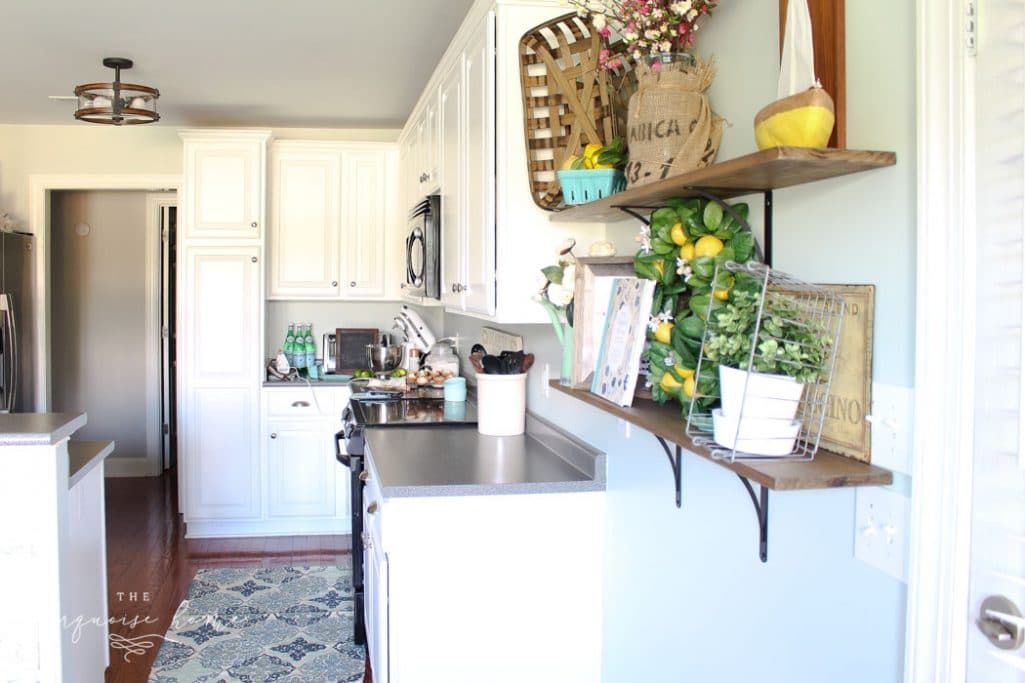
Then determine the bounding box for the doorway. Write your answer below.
[48,190,178,476]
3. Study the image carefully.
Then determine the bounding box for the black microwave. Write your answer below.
[405,196,441,300]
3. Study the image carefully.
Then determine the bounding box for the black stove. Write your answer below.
[336,391,478,645]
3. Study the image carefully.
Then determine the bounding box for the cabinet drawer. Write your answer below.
[265,388,347,417]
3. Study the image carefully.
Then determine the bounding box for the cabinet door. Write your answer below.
[438,60,464,309]
[181,247,261,520]
[267,148,341,298]
[461,14,497,316]
[419,103,439,194]
[365,519,389,682]
[266,422,337,518]
[339,151,387,298]
[183,138,265,240]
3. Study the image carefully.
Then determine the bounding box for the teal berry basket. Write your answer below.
[557,169,626,205]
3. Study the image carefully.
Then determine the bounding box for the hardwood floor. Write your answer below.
[103,471,363,683]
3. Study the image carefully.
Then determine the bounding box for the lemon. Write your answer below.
[654,260,665,276]
[660,373,682,392]
[674,365,695,380]
[694,235,724,258]
[581,156,595,170]
[683,376,696,398]
[654,322,673,344]
[583,143,602,160]
[713,275,734,301]
[670,223,688,246]
[560,154,580,171]
[680,242,696,261]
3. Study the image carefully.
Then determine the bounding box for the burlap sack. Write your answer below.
[625,58,723,187]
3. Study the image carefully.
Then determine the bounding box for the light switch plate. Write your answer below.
[854,487,910,582]
[480,327,523,353]
[868,383,914,476]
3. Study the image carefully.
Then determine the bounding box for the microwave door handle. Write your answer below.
[405,233,416,283]
[8,299,15,413]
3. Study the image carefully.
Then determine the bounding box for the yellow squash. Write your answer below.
[754,87,835,150]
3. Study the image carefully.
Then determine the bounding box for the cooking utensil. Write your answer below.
[470,351,485,374]
[499,351,524,375]
[482,355,502,374]
[471,343,488,356]
[521,353,535,373]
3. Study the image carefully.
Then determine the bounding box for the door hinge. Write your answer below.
[163,423,170,435]
[966,1,977,56]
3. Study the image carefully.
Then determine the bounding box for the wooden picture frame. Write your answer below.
[779,0,846,148]
[817,285,874,462]
[571,257,637,389]
[334,328,380,374]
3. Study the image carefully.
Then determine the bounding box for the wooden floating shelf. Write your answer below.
[549,381,893,491]
[548,147,897,223]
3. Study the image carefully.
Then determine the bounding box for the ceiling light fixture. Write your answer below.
[74,57,159,125]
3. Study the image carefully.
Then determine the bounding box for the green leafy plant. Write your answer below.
[703,289,833,384]
[632,196,758,410]
[568,136,628,170]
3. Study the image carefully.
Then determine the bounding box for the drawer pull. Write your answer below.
[367,501,379,515]
[359,470,369,482]
[270,433,277,439]
[291,400,310,408]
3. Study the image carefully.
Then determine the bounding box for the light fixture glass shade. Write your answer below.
[74,59,159,125]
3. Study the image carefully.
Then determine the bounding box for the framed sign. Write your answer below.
[335,328,380,374]
[818,285,874,462]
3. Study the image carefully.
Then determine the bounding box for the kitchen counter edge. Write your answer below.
[0,412,88,446]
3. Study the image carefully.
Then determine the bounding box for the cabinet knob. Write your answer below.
[367,501,379,515]
[331,281,338,287]
[291,400,310,408]
[251,256,258,264]
[359,470,369,482]
[250,221,258,228]
[270,433,277,439]
[350,281,356,288]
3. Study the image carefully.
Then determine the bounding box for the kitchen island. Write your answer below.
[361,413,605,683]
[0,413,114,683]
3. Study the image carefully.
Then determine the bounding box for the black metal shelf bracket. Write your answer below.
[737,475,770,563]
[654,436,683,508]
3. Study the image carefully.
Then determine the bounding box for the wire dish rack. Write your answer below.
[685,262,845,462]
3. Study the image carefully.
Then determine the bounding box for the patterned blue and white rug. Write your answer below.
[148,565,364,682]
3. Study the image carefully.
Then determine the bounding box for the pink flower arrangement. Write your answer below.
[569,0,719,70]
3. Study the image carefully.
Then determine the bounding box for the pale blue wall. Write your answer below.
[441,1,915,681]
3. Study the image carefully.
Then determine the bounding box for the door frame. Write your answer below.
[904,1,977,681]
[27,175,181,476]
[147,193,177,475]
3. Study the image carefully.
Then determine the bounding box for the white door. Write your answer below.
[181,246,261,520]
[966,0,1025,678]
[266,421,337,519]
[267,147,341,298]
[182,138,265,240]
[365,520,389,683]
[340,150,387,298]
[438,59,464,310]
[461,12,497,317]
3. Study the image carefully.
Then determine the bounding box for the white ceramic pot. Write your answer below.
[711,408,801,456]
[718,365,804,421]
[475,373,527,436]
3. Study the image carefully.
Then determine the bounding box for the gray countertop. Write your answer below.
[262,379,353,388]
[0,412,88,445]
[68,439,116,488]
[364,414,606,498]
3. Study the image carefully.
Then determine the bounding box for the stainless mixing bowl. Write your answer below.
[367,344,402,374]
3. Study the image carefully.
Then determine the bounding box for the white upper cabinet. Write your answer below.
[461,16,497,316]
[268,146,342,298]
[340,150,388,297]
[438,58,464,310]
[181,130,270,241]
[267,141,400,301]
[399,2,593,322]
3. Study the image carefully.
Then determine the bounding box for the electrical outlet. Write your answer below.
[854,487,910,582]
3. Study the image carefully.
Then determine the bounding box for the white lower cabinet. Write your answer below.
[362,454,604,683]
[266,422,337,519]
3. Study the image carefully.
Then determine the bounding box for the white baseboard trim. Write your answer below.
[184,517,352,538]
[104,457,160,478]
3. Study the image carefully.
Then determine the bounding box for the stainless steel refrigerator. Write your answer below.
[0,231,34,413]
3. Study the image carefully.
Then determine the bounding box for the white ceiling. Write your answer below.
[0,0,476,128]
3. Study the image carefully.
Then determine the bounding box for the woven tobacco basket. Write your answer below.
[519,13,637,211]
